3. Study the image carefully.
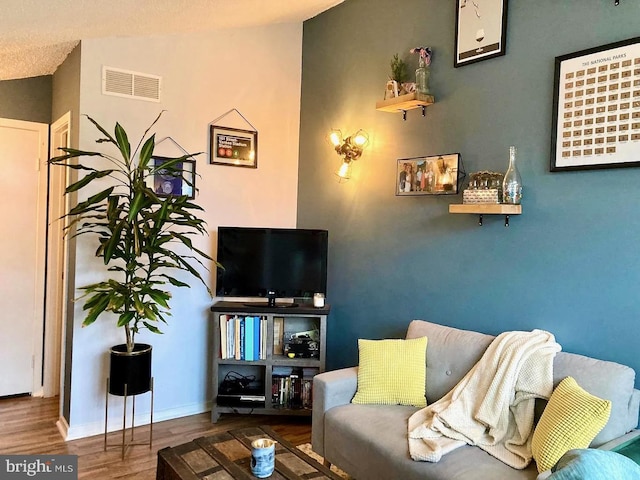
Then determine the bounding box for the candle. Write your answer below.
[313,293,325,308]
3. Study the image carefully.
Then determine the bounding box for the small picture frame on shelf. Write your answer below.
[148,156,196,199]
[395,153,463,196]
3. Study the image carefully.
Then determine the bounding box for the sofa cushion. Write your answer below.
[552,351,636,446]
[406,320,494,404]
[352,337,427,406]
[547,448,640,479]
[406,320,637,446]
[532,377,612,472]
[324,403,539,480]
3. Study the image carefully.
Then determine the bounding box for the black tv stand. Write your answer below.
[210,300,330,422]
[244,302,299,308]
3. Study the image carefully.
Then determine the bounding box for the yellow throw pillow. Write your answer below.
[531,376,612,473]
[352,337,427,407]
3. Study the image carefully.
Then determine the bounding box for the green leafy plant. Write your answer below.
[389,53,408,83]
[50,112,218,353]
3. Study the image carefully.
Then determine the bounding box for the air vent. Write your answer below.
[102,66,161,102]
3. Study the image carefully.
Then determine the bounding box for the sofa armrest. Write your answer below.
[628,389,640,432]
[597,429,640,451]
[312,367,358,456]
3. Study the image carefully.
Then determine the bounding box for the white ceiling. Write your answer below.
[0,0,343,81]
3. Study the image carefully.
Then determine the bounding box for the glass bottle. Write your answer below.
[502,146,522,204]
[415,56,430,95]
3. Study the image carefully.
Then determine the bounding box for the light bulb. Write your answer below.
[353,130,368,147]
[336,161,352,179]
[328,130,342,147]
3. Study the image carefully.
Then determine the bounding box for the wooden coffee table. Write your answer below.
[156,425,342,479]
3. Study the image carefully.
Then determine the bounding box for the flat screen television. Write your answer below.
[216,227,328,307]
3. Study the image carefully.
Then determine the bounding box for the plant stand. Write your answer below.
[104,377,154,459]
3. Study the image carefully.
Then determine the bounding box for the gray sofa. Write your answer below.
[312,320,640,480]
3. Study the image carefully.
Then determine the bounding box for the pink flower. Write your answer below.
[410,47,432,66]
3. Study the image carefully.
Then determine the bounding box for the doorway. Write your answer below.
[43,112,71,398]
[0,118,49,397]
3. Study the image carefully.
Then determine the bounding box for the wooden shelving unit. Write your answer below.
[210,301,329,422]
[449,204,522,227]
[375,92,435,120]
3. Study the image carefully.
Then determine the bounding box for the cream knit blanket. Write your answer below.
[408,329,561,469]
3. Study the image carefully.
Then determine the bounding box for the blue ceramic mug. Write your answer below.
[251,438,276,478]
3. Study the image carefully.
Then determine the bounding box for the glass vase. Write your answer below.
[502,146,522,204]
[415,57,430,95]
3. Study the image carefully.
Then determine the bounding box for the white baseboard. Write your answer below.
[63,401,212,441]
[56,415,70,439]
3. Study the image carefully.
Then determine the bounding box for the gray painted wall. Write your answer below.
[51,43,81,424]
[0,76,51,123]
[52,43,81,146]
[298,0,640,382]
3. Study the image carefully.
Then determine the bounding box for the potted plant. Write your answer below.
[385,53,414,99]
[50,112,216,396]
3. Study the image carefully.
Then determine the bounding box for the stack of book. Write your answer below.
[272,367,314,409]
[219,315,268,360]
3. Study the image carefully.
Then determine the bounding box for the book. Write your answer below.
[244,316,254,361]
[273,317,284,355]
[253,316,260,361]
[260,317,267,359]
[219,314,228,359]
[227,316,235,359]
[234,316,241,360]
[239,317,245,360]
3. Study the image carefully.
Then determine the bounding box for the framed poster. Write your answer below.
[395,153,462,196]
[149,156,196,199]
[550,37,640,172]
[454,0,508,68]
[209,125,257,168]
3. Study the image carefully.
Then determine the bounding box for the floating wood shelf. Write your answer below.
[449,204,522,215]
[449,204,522,227]
[375,93,435,120]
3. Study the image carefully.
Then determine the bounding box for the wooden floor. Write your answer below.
[0,395,312,479]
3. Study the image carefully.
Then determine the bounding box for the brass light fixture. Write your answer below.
[328,129,369,181]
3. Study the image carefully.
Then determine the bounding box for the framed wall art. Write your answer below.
[148,156,196,199]
[209,125,257,168]
[454,0,508,68]
[395,153,463,196]
[550,36,640,172]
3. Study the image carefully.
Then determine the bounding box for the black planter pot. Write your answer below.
[108,343,152,396]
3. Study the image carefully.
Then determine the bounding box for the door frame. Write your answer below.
[43,112,71,398]
[0,118,49,397]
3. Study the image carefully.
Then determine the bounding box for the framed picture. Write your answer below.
[148,156,196,199]
[454,0,508,68]
[550,36,640,172]
[395,153,463,196]
[209,125,257,168]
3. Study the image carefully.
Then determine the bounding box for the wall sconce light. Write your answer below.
[328,129,369,181]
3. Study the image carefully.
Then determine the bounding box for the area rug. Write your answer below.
[296,443,352,479]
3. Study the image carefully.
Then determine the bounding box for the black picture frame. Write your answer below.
[395,153,464,196]
[550,37,640,172]
[209,125,258,168]
[148,156,196,200]
[454,0,508,68]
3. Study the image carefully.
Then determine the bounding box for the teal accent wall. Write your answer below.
[298,0,640,382]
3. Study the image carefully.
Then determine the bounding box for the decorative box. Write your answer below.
[463,189,500,204]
